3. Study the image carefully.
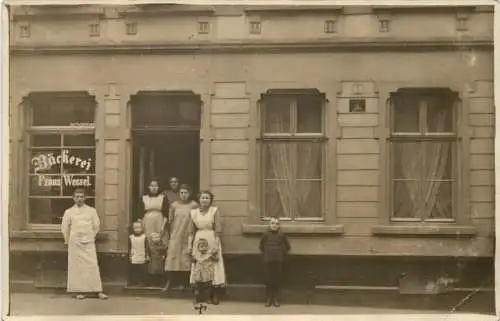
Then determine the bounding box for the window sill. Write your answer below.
[241,223,344,236]
[372,225,477,238]
[10,230,109,241]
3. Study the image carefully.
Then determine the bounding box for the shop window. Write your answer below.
[389,88,458,222]
[260,90,325,221]
[26,93,96,226]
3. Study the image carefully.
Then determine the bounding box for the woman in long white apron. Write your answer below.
[188,190,226,305]
[137,178,170,245]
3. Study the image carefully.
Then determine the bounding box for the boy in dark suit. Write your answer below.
[259,217,291,307]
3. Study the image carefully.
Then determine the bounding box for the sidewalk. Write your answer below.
[9,293,447,316]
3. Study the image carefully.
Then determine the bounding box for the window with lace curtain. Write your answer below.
[260,90,326,221]
[389,88,458,222]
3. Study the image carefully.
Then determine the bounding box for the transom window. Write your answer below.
[131,91,201,130]
[26,93,96,226]
[260,89,326,221]
[389,88,458,222]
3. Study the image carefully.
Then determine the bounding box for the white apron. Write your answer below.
[189,206,226,286]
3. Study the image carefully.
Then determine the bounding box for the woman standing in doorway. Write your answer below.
[137,178,170,245]
[165,184,198,290]
[188,190,226,305]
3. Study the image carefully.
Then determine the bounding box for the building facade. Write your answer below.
[9,4,494,304]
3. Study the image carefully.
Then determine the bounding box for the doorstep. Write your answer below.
[9,280,494,314]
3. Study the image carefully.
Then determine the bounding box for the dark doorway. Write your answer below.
[130,91,201,222]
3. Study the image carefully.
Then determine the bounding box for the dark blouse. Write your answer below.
[134,193,170,223]
[259,230,291,262]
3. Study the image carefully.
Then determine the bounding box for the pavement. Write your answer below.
[6,292,454,316]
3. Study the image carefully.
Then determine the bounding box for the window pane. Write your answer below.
[297,142,322,179]
[426,95,454,133]
[63,134,95,147]
[29,175,62,196]
[392,181,421,218]
[392,141,422,180]
[297,96,322,133]
[61,148,96,174]
[178,99,202,124]
[263,98,291,133]
[30,149,62,174]
[423,181,453,219]
[264,181,292,218]
[295,180,322,218]
[421,141,453,180]
[29,197,95,224]
[32,134,61,147]
[62,175,96,197]
[263,142,293,179]
[392,95,420,133]
[32,98,94,126]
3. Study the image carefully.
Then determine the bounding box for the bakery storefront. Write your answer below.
[9,4,494,308]
[26,94,97,226]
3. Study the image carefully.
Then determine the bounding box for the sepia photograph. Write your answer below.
[5,1,496,318]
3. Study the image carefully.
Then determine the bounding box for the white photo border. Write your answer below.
[1,0,498,320]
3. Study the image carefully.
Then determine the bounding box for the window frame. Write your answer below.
[23,93,97,230]
[388,88,460,223]
[259,90,327,222]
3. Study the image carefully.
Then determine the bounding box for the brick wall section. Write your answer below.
[102,141,120,249]
[468,81,494,238]
[336,82,380,235]
[99,94,122,251]
[210,83,250,249]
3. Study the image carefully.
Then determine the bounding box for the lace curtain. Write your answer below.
[263,97,322,219]
[392,97,454,219]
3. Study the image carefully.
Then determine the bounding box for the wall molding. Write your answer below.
[10,38,493,55]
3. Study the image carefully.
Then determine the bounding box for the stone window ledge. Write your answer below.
[372,225,477,238]
[10,230,109,241]
[241,223,344,236]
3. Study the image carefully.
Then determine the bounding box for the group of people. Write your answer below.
[130,177,226,305]
[60,176,292,307]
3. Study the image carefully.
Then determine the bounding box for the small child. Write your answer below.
[147,232,167,287]
[191,238,218,304]
[259,217,291,307]
[128,220,149,286]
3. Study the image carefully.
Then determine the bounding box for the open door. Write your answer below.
[130,91,201,225]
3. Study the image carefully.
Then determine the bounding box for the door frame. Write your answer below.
[127,90,203,226]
